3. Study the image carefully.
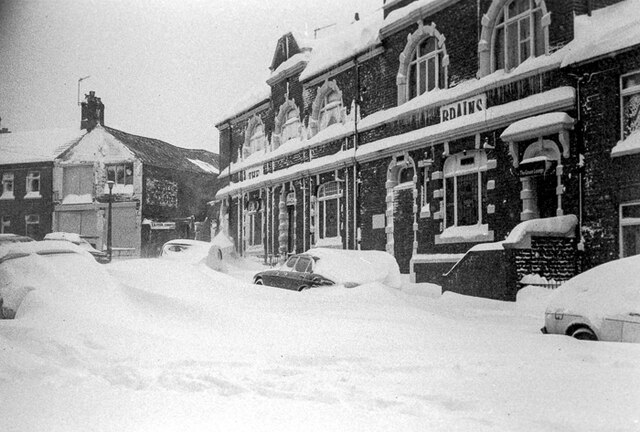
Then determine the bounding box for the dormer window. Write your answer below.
[281,109,300,143]
[243,116,267,159]
[310,80,345,137]
[319,90,343,129]
[493,0,546,71]
[408,37,446,99]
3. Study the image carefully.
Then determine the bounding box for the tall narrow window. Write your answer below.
[443,151,488,228]
[494,0,545,71]
[25,214,40,238]
[318,91,343,130]
[1,173,14,199]
[244,118,266,159]
[1,215,10,234]
[25,171,41,198]
[246,199,262,247]
[281,108,300,143]
[408,37,446,100]
[621,71,640,139]
[317,181,342,242]
[620,202,640,257]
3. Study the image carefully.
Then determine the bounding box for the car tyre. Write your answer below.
[254,278,263,285]
[298,285,308,292]
[571,327,598,341]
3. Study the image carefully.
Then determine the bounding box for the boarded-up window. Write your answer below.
[63,166,94,197]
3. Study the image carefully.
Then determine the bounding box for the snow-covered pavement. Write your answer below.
[1,257,639,431]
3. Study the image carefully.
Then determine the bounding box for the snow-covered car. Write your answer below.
[160,239,214,262]
[253,248,401,291]
[43,232,110,264]
[0,240,104,319]
[0,234,34,245]
[541,254,640,342]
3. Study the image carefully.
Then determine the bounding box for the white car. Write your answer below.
[542,254,640,343]
[44,232,110,263]
[0,240,109,319]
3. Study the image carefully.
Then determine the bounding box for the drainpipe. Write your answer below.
[354,55,361,250]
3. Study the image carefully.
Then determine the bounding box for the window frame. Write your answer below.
[619,201,640,258]
[25,170,41,198]
[25,213,40,238]
[246,199,263,247]
[1,215,10,234]
[1,173,14,200]
[407,37,445,99]
[443,151,488,228]
[620,70,640,140]
[491,0,546,72]
[316,181,342,241]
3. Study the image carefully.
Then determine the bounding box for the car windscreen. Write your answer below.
[294,257,312,273]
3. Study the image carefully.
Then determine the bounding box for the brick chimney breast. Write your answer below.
[81,91,105,131]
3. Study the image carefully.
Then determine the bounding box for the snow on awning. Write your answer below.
[500,112,574,142]
[503,215,578,249]
[611,130,640,158]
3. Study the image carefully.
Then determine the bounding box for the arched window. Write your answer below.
[443,150,488,228]
[243,116,266,159]
[398,166,415,185]
[310,80,345,137]
[281,108,300,143]
[408,37,446,100]
[319,91,343,130]
[493,0,546,71]
[396,22,449,105]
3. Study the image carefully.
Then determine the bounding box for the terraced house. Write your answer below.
[213,0,640,299]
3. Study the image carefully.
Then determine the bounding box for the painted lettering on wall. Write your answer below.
[440,94,486,122]
[145,178,178,208]
[247,169,261,180]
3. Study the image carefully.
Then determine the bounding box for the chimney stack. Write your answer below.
[81,91,105,131]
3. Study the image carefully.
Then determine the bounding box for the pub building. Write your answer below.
[212,0,640,299]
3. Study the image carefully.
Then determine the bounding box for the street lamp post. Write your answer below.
[107,180,114,262]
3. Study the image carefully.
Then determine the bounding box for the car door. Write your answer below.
[622,312,640,343]
[275,256,299,290]
[293,256,313,290]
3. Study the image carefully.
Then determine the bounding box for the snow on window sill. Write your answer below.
[103,184,134,195]
[435,224,494,245]
[24,192,42,199]
[0,194,15,200]
[419,205,431,219]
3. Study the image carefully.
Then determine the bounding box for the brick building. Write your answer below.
[0,127,86,239]
[214,0,640,298]
[53,92,220,257]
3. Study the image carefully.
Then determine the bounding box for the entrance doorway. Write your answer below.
[287,205,295,254]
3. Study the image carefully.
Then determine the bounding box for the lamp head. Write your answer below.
[107,180,115,191]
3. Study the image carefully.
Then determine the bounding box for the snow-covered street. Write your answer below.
[1,257,639,432]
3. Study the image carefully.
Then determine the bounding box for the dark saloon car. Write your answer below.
[253,253,334,291]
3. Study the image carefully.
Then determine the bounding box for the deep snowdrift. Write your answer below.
[0,258,638,432]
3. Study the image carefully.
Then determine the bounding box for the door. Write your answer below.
[535,173,557,219]
[393,187,414,273]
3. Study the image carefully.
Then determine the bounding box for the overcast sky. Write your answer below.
[0,0,381,154]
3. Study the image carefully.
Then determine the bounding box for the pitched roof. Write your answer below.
[103,126,219,174]
[0,128,86,165]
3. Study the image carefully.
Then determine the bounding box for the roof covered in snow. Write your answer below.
[561,0,640,66]
[0,128,86,165]
[101,126,219,174]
